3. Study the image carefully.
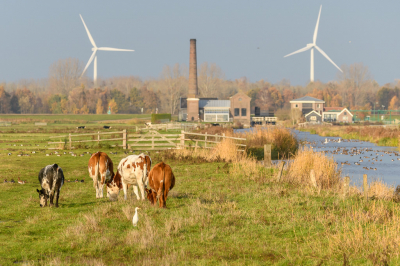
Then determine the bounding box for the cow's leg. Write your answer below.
[98,181,104,198]
[94,179,100,198]
[122,182,128,201]
[137,179,145,200]
[49,191,55,207]
[55,188,60,207]
[132,185,141,200]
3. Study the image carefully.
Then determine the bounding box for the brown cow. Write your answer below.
[88,152,120,200]
[145,162,175,208]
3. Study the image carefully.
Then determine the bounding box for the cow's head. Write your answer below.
[106,171,122,201]
[145,188,156,205]
[36,189,48,207]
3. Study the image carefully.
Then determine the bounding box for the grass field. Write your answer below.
[1,119,400,265]
[0,114,150,123]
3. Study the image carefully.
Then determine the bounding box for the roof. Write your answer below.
[324,107,343,112]
[290,96,325,103]
[323,108,353,117]
[199,100,230,108]
[305,110,322,117]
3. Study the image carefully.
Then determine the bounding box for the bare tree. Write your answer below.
[162,63,187,114]
[337,63,374,107]
[198,62,224,97]
[49,58,83,95]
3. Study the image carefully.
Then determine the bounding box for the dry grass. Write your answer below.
[368,180,395,200]
[286,147,341,189]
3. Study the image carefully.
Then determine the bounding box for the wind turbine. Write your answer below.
[284,6,342,82]
[79,14,134,85]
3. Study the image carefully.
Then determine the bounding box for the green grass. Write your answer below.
[0,114,150,123]
[1,124,400,264]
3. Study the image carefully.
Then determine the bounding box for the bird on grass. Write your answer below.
[132,207,141,227]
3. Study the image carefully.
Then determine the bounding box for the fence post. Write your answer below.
[264,144,271,167]
[69,133,72,149]
[276,161,285,182]
[343,176,350,198]
[180,130,185,148]
[97,131,100,145]
[310,169,317,188]
[363,174,368,201]
[122,129,127,150]
[205,132,208,148]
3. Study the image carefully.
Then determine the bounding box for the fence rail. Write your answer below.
[47,128,247,152]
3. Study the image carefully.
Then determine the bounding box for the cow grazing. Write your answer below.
[36,164,64,207]
[112,153,152,200]
[76,126,86,129]
[88,152,119,200]
[103,126,111,129]
[145,162,175,208]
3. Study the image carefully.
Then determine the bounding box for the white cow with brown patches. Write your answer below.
[114,153,152,200]
[88,151,118,200]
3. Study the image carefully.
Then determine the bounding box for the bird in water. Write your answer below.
[132,207,141,227]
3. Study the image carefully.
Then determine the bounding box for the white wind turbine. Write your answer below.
[284,5,342,82]
[79,14,134,85]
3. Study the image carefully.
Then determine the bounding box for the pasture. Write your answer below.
[0,119,400,265]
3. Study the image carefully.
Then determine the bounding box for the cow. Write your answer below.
[145,162,175,208]
[36,164,64,207]
[103,126,112,129]
[88,152,119,200]
[145,122,152,128]
[110,153,152,201]
[76,126,86,129]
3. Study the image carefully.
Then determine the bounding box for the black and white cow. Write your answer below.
[36,164,64,207]
[76,126,86,129]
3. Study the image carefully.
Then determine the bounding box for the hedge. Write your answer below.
[151,113,171,123]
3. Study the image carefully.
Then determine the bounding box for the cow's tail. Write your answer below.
[94,159,100,188]
[156,163,166,202]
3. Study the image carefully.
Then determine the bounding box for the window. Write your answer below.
[295,104,298,108]
[317,104,320,108]
[234,108,239,116]
[302,103,312,108]
[241,108,247,116]
[344,112,347,115]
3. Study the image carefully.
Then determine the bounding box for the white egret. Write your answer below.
[132,207,141,227]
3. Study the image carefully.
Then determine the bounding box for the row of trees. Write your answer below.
[1,58,399,115]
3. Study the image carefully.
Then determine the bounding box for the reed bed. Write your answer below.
[286,147,341,189]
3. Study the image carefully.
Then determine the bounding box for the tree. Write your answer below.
[198,62,224,97]
[96,99,104,114]
[162,63,186,114]
[108,99,118,114]
[128,87,143,113]
[80,105,89,114]
[337,63,374,107]
[49,58,83,95]
[141,87,160,113]
[110,89,128,113]
[389,95,399,110]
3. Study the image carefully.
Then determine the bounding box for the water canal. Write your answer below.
[295,130,400,186]
[237,128,400,186]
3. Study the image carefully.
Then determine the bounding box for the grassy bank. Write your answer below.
[300,125,400,147]
[1,126,400,264]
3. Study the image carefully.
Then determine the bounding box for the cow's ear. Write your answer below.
[36,189,40,193]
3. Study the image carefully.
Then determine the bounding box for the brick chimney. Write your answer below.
[187,39,199,121]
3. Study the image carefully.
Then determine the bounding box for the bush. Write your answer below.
[151,114,171,123]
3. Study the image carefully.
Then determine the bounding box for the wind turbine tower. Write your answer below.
[284,6,342,82]
[79,14,134,85]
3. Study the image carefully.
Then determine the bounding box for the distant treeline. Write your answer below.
[1,59,399,117]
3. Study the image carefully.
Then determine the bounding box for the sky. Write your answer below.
[0,0,398,86]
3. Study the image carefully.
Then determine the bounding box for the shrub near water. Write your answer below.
[286,147,341,189]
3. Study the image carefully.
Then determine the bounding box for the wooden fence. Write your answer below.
[180,131,246,151]
[47,129,247,151]
[136,123,205,132]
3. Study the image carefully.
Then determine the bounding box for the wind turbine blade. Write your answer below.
[79,14,97,48]
[314,45,343,72]
[284,46,311,58]
[97,47,134,52]
[313,6,322,44]
[81,50,97,78]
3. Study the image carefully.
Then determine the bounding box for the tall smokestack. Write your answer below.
[188,39,198,97]
[186,39,199,121]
